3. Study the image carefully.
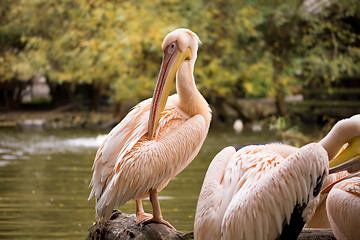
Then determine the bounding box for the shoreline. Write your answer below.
[0,110,117,129]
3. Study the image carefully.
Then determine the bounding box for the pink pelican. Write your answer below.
[325,172,360,240]
[88,28,211,228]
[306,115,360,240]
[194,115,360,239]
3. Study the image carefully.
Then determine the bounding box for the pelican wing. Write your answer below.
[221,143,328,240]
[88,98,152,202]
[194,147,236,240]
[89,95,209,221]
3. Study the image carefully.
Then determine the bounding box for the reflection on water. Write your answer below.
[0,126,281,239]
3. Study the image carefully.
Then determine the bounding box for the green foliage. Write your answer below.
[300,1,360,87]
[0,0,359,106]
[240,53,274,98]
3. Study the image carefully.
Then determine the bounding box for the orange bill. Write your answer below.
[148,41,192,140]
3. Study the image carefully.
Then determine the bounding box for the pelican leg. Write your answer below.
[139,189,175,229]
[135,199,153,225]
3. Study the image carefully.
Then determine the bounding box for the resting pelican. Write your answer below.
[194,115,360,240]
[88,28,211,228]
[306,115,360,240]
[326,172,360,240]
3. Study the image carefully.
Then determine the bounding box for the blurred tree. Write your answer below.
[258,0,304,115]
[1,0,190,109]
[195,0,304,116]
[0,0,359,115]
[0,0,28,109]
[299,0,360,88]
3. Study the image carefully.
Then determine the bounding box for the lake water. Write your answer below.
[0,126,285,239]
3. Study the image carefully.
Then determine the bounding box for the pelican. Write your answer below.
[306,115,360,240]
[88,28,211,228]
[194,115,360,240]
[233,119,244,134]
[306,159,360,234]
[326,172,360,240]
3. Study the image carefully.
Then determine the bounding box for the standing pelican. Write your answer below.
[194,115,360,240]
[233,119,244,134]
[89,28,211,228]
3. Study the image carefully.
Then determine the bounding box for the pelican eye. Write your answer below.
[165,41,178,55]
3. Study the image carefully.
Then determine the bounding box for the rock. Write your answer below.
[87,211,336,240]
[86,210,194,240]
[299,229,336,240]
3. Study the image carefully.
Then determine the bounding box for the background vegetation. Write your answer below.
[1,0,360,120]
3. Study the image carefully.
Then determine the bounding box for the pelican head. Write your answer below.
[328,136,360,173]
[328,114,360,173]
[148,28,201,140]
[321,135,360,195]
[321,114,360,194]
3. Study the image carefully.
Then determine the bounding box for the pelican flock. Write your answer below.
[195,115,360,240]
[87,27,359,239]
[88,28,211,228]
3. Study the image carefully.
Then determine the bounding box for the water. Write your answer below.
[0,126,281,239]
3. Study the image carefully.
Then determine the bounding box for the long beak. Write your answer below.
[328,136,360,174]
[148,43,192,140]
[320,136,360,195]
[321,171,360,194]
